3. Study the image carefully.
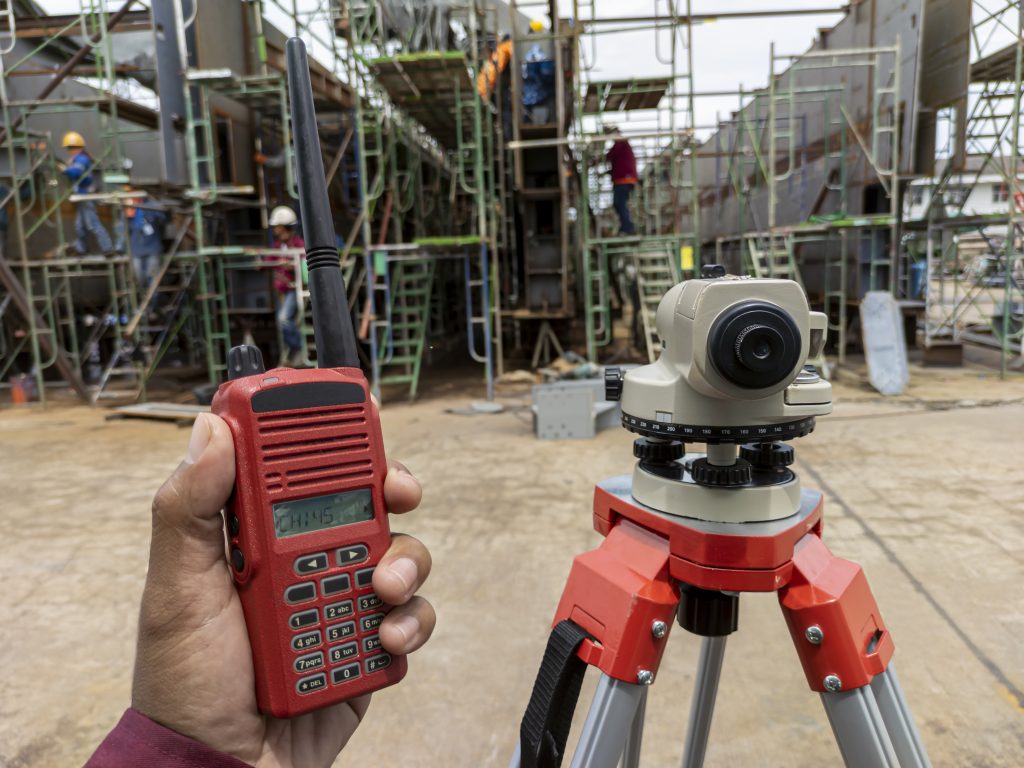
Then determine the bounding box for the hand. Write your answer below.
[131,413,435,767]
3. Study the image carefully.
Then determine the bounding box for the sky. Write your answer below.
[561,0,846,140]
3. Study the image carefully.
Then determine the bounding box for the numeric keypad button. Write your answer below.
[291,631,322,652]
[360,613,385,632]
[288,609,319,630]
[324,601,354,621]
[331,664,360,684]
[358,594,383,612]
[365,654,392,673]
[294,652,324,673]
[296,673,327,694]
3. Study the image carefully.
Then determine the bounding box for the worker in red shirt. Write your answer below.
[603,124,638,236]
[267,205,306,366]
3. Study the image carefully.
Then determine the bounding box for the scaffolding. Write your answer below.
[565,2,698,364]
[919,0,1023,374]
[341,0,508,400]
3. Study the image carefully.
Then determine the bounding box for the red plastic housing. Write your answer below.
[212,366,406,717]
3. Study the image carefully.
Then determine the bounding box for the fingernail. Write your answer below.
[185,413,212,465]
[386,557,418,595]
[389,613,420,646]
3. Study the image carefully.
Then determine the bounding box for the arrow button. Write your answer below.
[336,544,369,567]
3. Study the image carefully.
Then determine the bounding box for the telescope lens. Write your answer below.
[709,302,801,389]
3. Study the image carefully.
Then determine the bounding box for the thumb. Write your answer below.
[148,413,236,579]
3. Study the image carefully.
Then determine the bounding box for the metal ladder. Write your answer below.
[633,244,680,363]
[373,255,437,401]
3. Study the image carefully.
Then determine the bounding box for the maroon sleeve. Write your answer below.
[84,709,252,768]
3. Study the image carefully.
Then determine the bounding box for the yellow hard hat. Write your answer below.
[530,19,545,32]
[62,131,86,148]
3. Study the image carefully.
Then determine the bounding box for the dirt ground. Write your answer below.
[1,357,1022,767]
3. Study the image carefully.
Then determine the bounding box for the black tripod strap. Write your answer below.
[519,619,595,768]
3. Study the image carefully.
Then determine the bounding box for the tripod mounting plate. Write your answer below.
[594,475,822,592]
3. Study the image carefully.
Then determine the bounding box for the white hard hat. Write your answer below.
[269,206,298,227]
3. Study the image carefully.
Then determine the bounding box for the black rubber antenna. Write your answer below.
[286,37,358,369]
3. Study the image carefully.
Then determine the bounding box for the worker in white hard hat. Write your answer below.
[268,205,306,366]
[58,131,114,254]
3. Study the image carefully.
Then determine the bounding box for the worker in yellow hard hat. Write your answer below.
[59,131,114,254]
[530,19,545,33]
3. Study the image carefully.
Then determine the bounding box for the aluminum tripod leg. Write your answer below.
[620,685,647,768]
[569,674,647,768]
[821,681,900,767]
[681,636,727,768]
[870,666,932,768]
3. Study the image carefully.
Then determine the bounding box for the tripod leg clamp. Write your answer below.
[519,619,595,768]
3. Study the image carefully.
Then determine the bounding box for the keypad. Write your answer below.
[284,543,391,691]
[321,574,351,597]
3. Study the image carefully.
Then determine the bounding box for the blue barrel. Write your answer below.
[910,261,927,299]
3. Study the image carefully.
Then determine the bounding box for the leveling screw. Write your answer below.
[805,625,824,645]
[651,620,668,639]
[823,674,843,692]
[637,670,655,686]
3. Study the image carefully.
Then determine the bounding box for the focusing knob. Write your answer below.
[604,366,624,401]
[689,457,752,487]
[633,437,684,463]
[227,344,266,380]
[701,263,727,279]
[739,441,794,469]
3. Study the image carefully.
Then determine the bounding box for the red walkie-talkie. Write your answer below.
[211,37,406,718]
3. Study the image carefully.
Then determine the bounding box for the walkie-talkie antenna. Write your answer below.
[286,37,358,369]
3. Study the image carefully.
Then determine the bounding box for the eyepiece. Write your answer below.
[708,301,801,389]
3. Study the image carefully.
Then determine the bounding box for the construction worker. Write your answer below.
[603,124,638,236]
[59,131,114,254]
[476,34,515,140]
[268,205,306,366]
[85,413,433,765]
[122,189,167,309]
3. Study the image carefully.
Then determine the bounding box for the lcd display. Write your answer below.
[272,488,374,539]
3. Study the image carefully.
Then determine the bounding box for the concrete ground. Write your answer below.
[1,359,1022,767]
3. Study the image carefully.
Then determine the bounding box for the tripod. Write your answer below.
[511,458,932,768]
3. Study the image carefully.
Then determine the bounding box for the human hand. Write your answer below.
[131,413,434,767]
